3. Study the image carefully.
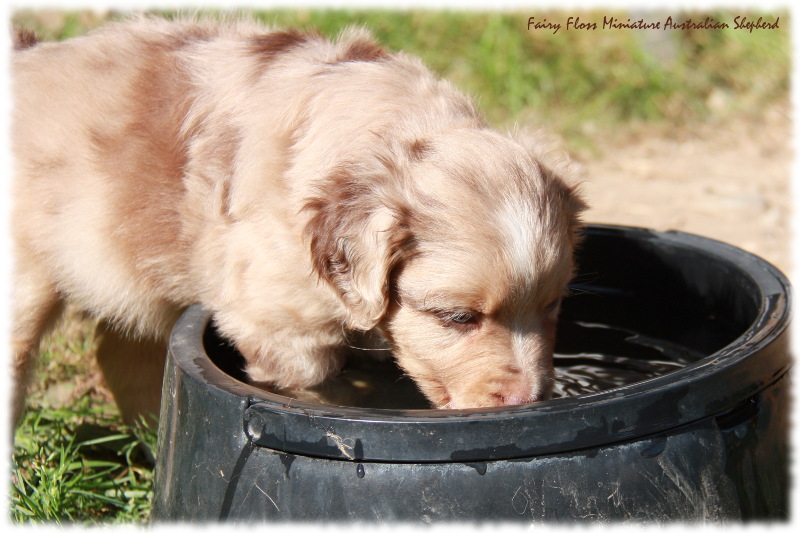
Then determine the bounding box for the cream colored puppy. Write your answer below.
[11,17,584,422]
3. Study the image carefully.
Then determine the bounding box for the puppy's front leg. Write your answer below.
[94,321,167,425]
[231,329,348,394]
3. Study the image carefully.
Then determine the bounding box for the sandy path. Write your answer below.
[578,104,792,277]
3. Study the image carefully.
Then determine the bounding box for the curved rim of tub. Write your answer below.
[167,224,792,463]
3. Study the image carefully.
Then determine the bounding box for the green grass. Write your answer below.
[11,312,157,524]
[9,6,791,525]
[12,400,156,524]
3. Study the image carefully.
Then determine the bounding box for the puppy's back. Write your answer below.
[11,18,211,335]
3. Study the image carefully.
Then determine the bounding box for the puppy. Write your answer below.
[11,16,585,422]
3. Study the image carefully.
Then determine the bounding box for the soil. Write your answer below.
[577,105,792,277]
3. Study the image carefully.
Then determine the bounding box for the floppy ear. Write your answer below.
[510,128,587,247]
[539,159,587,249]
[303,166,411,331]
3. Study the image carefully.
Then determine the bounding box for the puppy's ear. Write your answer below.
[540,159,587,249]
[510,128,587,246]
[303,167,411,330]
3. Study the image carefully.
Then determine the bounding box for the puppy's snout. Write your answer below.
[496,382,550,406]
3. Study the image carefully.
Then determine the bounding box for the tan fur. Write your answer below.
[11,16,585,421]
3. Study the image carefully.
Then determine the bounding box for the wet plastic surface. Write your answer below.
[151,225,791,522]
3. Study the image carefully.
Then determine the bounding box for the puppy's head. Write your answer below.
[304,129,584,409]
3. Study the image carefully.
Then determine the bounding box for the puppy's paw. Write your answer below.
[239,341,347,391]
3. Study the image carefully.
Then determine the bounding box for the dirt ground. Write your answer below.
[576,104,793,278]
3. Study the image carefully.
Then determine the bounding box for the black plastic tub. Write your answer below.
[151,224,791,522]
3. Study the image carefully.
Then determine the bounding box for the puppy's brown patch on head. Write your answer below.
[248,29,318,70]
[340,38,387,62]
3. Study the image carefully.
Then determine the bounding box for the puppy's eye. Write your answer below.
[431,309,480,329]
[545,299,560,314]
[448,311,476,324]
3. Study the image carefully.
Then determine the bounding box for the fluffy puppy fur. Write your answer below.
[11,16,585,422]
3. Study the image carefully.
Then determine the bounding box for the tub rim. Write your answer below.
[167,224,792,462]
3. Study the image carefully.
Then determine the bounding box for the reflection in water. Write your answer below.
[553,321,700,398]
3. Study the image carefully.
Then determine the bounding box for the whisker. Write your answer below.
[568,274,601,296]
[340,324,393,352]
[568,286,597,297]
[571,271,601,284]
[346,344,392,352]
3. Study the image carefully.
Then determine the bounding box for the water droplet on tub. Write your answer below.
[640,437,667,458]
[356,464,365,478]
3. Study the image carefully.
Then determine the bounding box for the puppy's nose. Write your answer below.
[499,384,546,406]
[501,394,533,406]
